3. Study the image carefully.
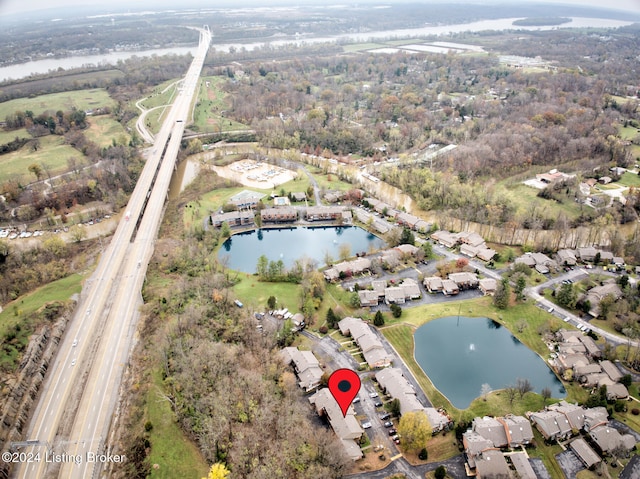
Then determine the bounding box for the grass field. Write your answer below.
[146,368,210,479]
[499,183,583,222]
[0,274,83,338]
[0,128,30,144]
[86,116,130,148]
[0,134,84,185]
[618,171,640,187]
[192,76,248,133]
[0,88,115,119]
[343,43,388,52]
[232,276,302,312]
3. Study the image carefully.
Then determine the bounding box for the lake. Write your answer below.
[414,316,565,409]
[218,226,385,273]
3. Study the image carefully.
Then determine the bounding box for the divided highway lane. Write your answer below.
[58,28,211,479]
[12,27,210,479]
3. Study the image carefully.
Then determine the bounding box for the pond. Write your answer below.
[414,316,565,410]
[218,226,385,273]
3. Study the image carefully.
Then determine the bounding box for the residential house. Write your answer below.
[338,317,391,368]
[579,335,602,359]
[599,251,614,264]
[323,258,372,282]
[570,438,601,468]
[394,244,419,257]
[583,407,609,431]
[423,276,443,293]
[530,410,572,441]
[577,247,597,262]
[548,401,586,431]
[476,248,497,262]
[449,272,479,289]
[515,254,536,267]
[261,207,297,223]
[462,431,495,468]
[556,249,577,266]
[371,280,387,299]
[280,347,324,392]
[604,382,629,401]
[358,290,379,307]
[380,249,401,269]
[479,278,497,296]
[442,279,459,295]
[457,231,486,248]
[375,368,424,415]
[475,450,511,479]
[510,452,537,479]
[496,415,534,448]
[584,282,622,317]
[304,206,343,221]
[400,278,421,300]
[395,212,421,229]
[600,360,623,383]
[291,191,306,202]
[431,230,458,248]
[460,243,480,258]
[472,417,508,448]
[308,388,363,460]
[324,191,345,203]
[384,286,406,304]
[210,210,254,228]
[588,425,637,455]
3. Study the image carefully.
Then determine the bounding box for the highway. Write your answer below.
[11,27,211,479]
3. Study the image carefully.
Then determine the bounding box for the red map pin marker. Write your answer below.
[328,368,361,417]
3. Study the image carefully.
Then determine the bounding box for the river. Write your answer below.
[0,17,634,82]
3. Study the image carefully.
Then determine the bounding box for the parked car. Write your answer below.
[352,397,361,404]
[383,421,393,428]
[369,391,379,398]
[374,401,383,408]
[388,428,397,436]
[380,413,391,420]
[361,421,372,429]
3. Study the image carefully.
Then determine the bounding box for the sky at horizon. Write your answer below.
[1,0,639,17]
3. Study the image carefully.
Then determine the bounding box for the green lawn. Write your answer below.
[232,276,302,312]
[146,368,209,479]
[86,116,130,148]
[0,274,83,338]
[618,124,640,141]
[0,134,85,184]
[192,76,249,133]
[0,128,30,144]
[0,88,115,119]
[342,43,388,52]
[500,183,583,222]
[618,171,640,187]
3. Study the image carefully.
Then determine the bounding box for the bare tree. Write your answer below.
[516,378,533,399]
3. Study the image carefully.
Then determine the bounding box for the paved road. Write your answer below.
[12,27,211,479]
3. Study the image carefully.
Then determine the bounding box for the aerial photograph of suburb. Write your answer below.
[0,0,640,478]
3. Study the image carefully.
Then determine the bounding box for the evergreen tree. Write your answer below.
[374,310,385,326]
[493,277,510,309]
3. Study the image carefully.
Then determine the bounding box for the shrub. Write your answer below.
[631,408,639,416]
[434,465,446,479]
[319,325,328,334]
[418,448,428,460]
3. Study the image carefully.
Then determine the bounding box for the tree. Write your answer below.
[388,398,401,417]
[326,307,338,328]
[338,243,351,261]
[397,411,431,453]
[349,292,361,308]
[399,227,415,245]
[69,225,87,243]
[220,221,231,239]
[202,463,230,479]
[505,386,518,406]
[28,163,43,181]
[256,255,268,278]
[516,378,533,398]
[267,295,277,309]
[434,465,447,479]
[390,303,402,318]
[373,310,385,327]
[557,282,577,308]
[541,387,552,405]
[493,277,510,309]
[421,241,434,259]
[515,274,527,302]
